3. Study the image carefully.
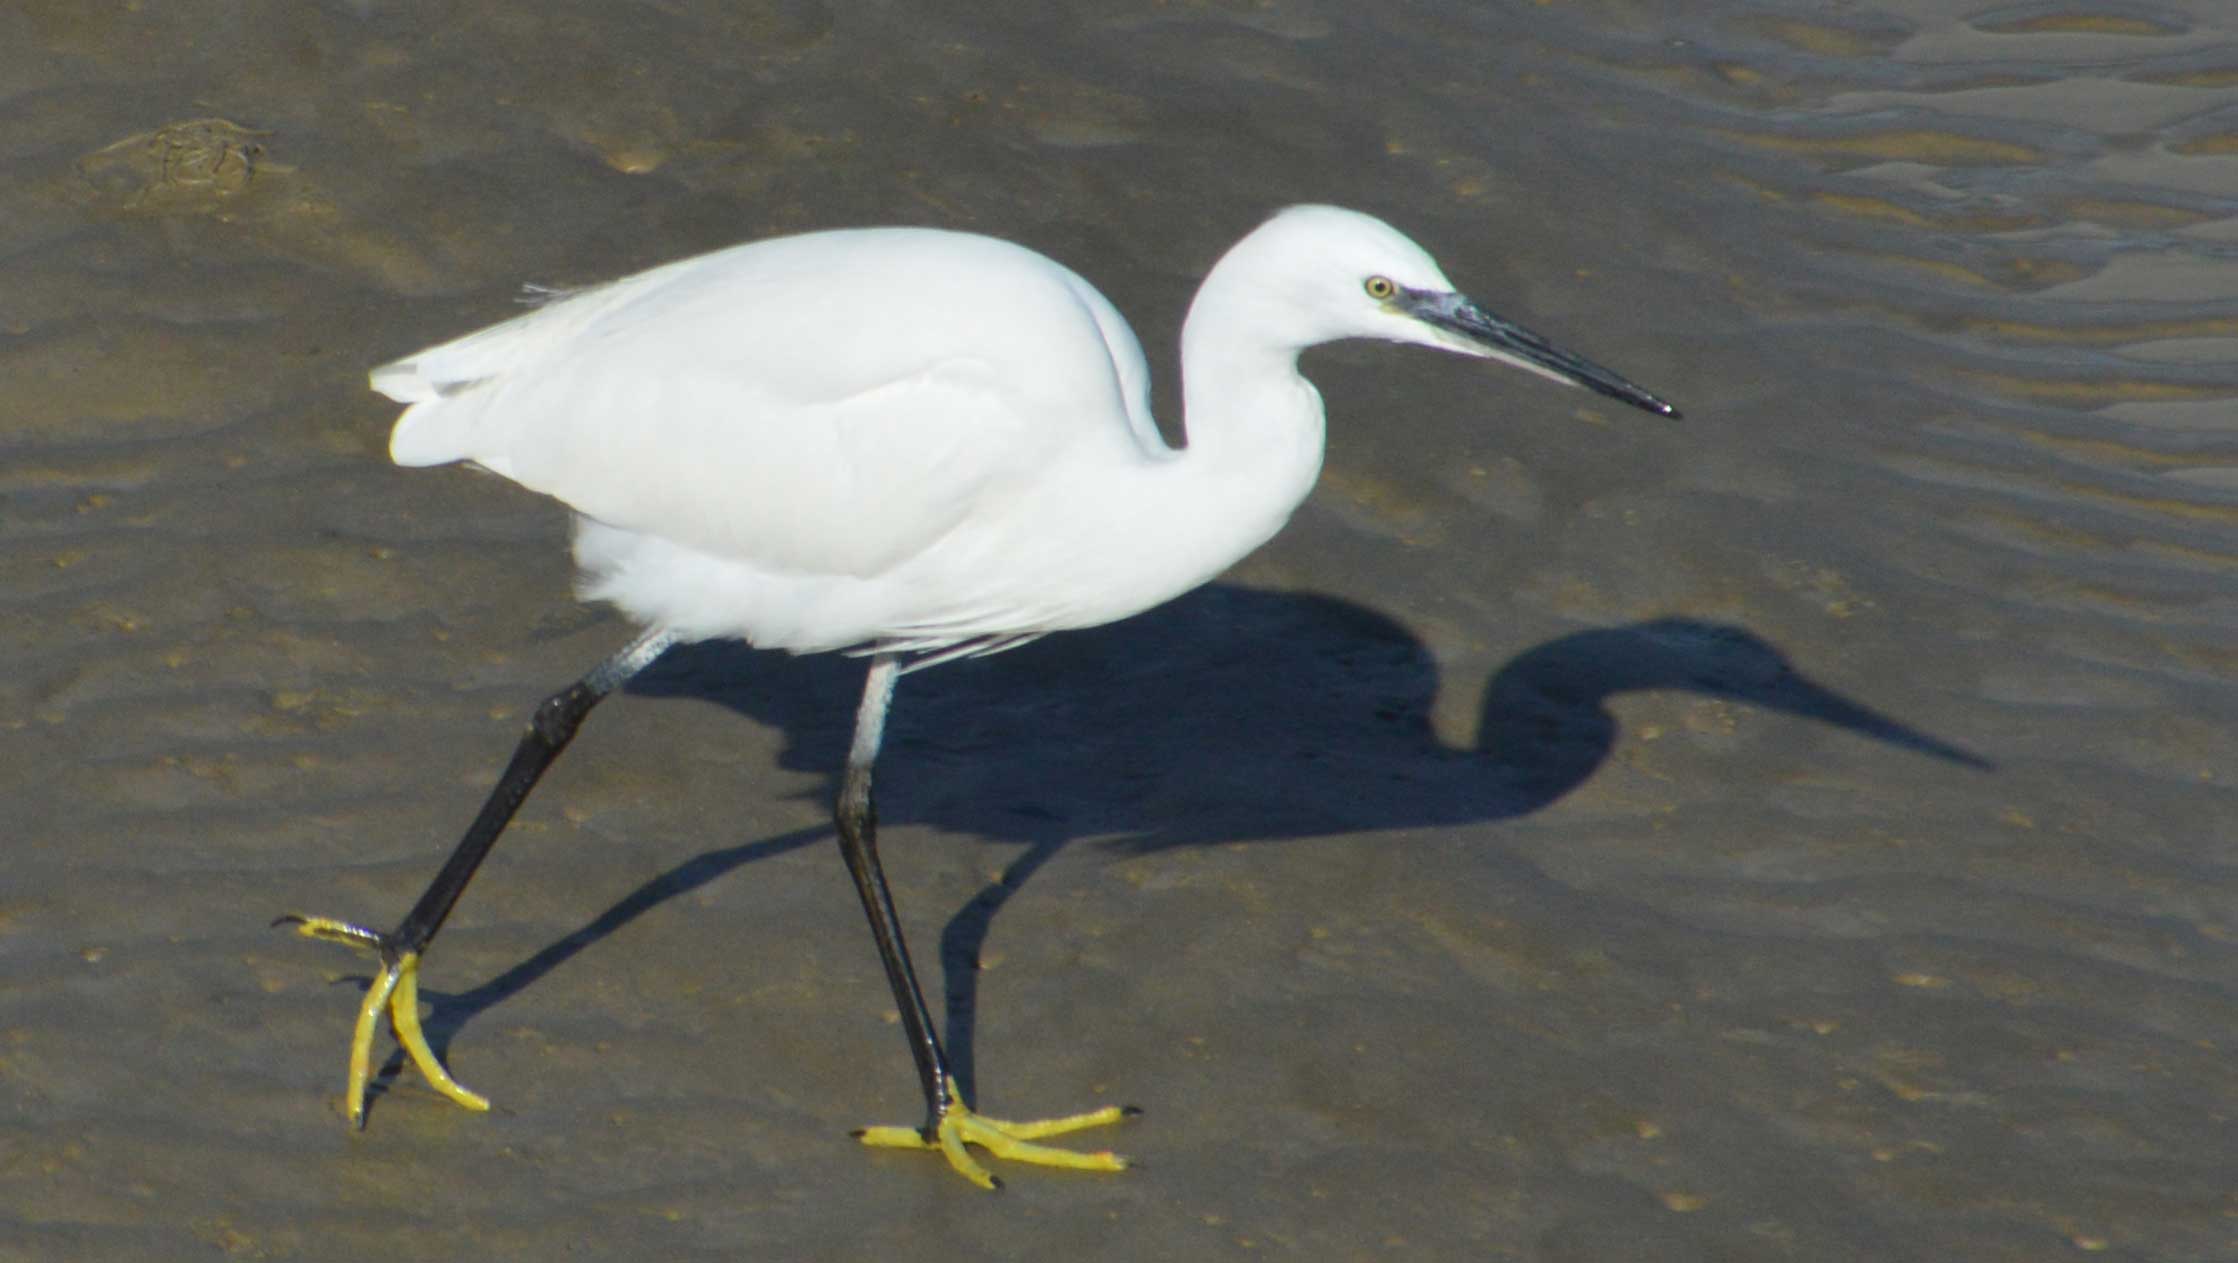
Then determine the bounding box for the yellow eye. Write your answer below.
[1364,275,1397,300]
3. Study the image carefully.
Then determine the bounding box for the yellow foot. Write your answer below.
[274,915,491,1126]
[854,1077,1137,1190]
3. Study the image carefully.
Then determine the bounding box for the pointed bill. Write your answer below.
[1401,288,1680,419]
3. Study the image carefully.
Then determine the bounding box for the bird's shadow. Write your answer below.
[370,584,1988,1115]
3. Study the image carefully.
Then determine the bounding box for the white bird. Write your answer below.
[280,204,1678,1189]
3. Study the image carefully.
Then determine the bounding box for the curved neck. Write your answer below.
[1119,269,1325,584]
[1175,255,1326,491]
[984,260,1331,634]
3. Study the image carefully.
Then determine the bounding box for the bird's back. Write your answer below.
[375,227,1161,582]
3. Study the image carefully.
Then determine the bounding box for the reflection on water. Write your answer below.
[1,2,2231,1259]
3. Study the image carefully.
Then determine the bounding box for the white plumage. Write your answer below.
[373,205,1674,663]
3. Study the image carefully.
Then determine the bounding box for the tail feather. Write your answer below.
[369,357,449,404]
[388,399,471,468]
[372,302,560,466]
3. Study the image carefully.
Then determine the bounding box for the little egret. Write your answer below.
[280,204,1678,1189]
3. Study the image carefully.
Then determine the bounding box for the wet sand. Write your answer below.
[4,2,2234,1259]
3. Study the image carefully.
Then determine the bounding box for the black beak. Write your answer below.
[1402,288,1680,419]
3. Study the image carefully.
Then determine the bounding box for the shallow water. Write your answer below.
[3,2,2233,1259]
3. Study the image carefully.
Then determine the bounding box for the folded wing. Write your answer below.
[376,228,1150,579]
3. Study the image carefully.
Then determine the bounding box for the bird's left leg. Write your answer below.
[276,628,675,1125]
[834,655,1137,1189]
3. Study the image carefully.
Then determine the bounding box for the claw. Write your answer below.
[855,1077,1135,1190]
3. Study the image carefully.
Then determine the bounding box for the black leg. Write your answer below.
[279,628,674,1124]
[840,655,1137,1188]
[830,655,956,1132]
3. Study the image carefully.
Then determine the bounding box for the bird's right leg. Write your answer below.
[276,628,675,1126]
[835,655,1135,1188]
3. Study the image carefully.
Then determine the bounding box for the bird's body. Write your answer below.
[284,205,1677,1189]
[380,223,1289,660]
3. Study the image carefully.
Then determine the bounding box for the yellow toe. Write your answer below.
[343,961,400,1128]
[855,1078,1133,1189]
[387,952,490,1113]
[287,920,490,1125]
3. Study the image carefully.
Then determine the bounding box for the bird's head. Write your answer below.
[1204,204,1679,419]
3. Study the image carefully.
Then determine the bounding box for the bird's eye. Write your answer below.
[1363,275,1397,300]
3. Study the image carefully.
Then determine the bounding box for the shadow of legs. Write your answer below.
[938,836,1065,1101]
